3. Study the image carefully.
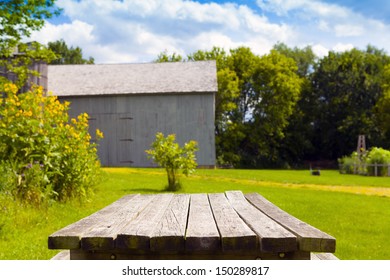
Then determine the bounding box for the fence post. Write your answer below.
[388,164,390,177]
[375,163,378,177]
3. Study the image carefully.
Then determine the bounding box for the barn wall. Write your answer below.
[59,93,215,167]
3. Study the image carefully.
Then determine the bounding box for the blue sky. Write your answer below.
[30,0,390,63]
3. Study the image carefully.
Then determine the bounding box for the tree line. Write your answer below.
[2,0,390,169]
[156,44,390,168]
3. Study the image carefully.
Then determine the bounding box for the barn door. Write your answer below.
[116,113,134,165]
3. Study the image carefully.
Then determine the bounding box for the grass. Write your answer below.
[1,168,389,260]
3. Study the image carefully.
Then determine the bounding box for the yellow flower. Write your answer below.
[4,83,18,94]
[96,129,104,140]
[23,111,33,117]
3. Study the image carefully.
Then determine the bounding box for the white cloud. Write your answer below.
[29,0,296,63]
[332,43,355,53]
[334,25,365,37]
[30,20,95,46]
[256,0,390,55]
[28,0,390,63]
[311,44,329,58]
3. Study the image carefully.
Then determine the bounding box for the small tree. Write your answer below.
[146,132,198,191]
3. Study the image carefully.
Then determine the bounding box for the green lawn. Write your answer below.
[1,168,389,260]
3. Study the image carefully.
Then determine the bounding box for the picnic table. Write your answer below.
[48,191,336,260]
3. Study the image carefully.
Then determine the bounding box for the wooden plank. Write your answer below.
[225,191,297,253]
[310,253,320,260]
[48,194,138,249]
[245,193,336,253]
[316,253,339,260]
[311,253,339,260]
[80,194,155,250]
[150,194,190,252]
[69,248,310,260]
[50,250,70,260]
[185,193,220,251]
[116,193,174,250]
[208,193,257,251]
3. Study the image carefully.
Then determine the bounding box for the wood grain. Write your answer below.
[245,192,336,252]
[115,193,174,250]
[185,193,220,251]
[80,194,155,250]
[49,191,336,260]
[150,194,190,252]
[208,193,257,252]
[225,191,297,253]
[48,194,138,249]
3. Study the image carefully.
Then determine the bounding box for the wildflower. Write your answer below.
[96,129,104,140]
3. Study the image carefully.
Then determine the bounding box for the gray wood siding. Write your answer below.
[60,93,215,167]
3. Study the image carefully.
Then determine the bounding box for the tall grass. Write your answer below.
[1,168,389,260]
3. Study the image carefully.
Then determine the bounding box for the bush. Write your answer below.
[365,147,390,176]
[0,162,14,195]
[146,132,198,191]
[338,147,390,176]
[338,152,362,174]
[0,83,103,206]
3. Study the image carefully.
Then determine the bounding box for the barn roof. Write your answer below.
[48,60,217,97]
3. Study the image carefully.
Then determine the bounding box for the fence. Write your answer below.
[339,163,390,177]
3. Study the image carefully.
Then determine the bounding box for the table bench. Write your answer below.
[48,191,336,260]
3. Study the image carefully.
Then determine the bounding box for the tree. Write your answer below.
[154,50,183,62]
[242,50,302,167]
[1,0,60,88]
[48,39,94,64]
[311,47,390,160]
[146,133,198,191]
[0,0,60,46]
[375,64,390,145]
[187,47,241,165]
[273,42,316,77]
[157,47,303,167]
[272,43,318,166]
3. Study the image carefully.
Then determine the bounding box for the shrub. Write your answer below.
[338,147,390,176]
[0,161,14,195]
[338,152,362,174]
[0,82,103,205]
[365,147,390,176]
[146,132,198,191]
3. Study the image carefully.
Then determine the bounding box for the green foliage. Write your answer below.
[1,1,60,88]
[185,46,302,167]
[145,133,198,191]
[154,50,183,62]
[0,0,60,44]
[339,147,390,176]
[0,161,13,194]
[272,43,317,165]
[0,41,57,89]
[273,42,316,77]
[155,44,390,168]
[375,64,390,140]
[365,147,390,176]
[311,47,390,160]
[0,83,103,205]
[240,50,303,167]
[48,39,94,65]
[338,152,362,174]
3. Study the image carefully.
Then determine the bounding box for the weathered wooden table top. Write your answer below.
[48,191,336,260]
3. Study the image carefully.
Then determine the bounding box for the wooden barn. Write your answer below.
[47,61,217,167]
